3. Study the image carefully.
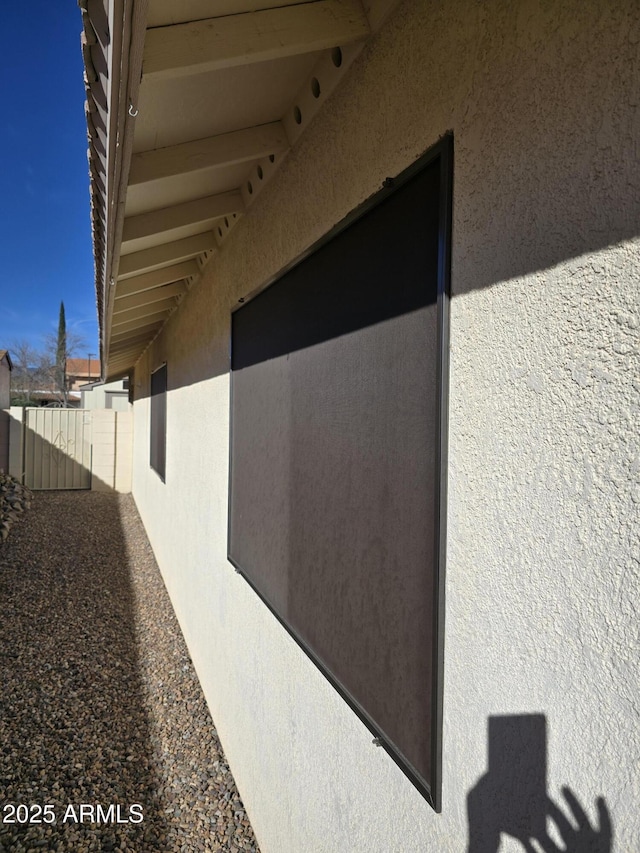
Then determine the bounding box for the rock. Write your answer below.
[0,474,33,545]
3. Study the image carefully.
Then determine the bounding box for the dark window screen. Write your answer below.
[229,142,450,806]
[150,364,166,480]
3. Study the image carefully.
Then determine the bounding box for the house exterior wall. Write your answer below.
[130,1,639,850]
[81,379,130,412]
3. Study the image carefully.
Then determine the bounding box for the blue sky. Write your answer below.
[0,2,98,360]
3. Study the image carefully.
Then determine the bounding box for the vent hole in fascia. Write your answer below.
[311,77,321,98]
[247,181,253,194]
[224,217,229,227]
[269,154,275,163]
[331,47,342,67]
[257,165,263,180]
[293,105,302,125]
[218,227,223,237]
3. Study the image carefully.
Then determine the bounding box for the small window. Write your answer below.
[150,364,167,481]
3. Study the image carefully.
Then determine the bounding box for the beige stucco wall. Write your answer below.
[82,379,130,413]
[130,0,639,850]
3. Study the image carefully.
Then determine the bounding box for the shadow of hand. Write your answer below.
[466,773,501,853]
[530,788,612,853]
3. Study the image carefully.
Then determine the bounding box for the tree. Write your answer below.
[9,304,87,407]
[8,341,48,406]
[55,301,67,406]
[41,303,87,407]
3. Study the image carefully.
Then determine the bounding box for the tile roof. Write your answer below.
[66,358,101,376]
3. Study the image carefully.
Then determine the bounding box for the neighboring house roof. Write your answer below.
[66,358,101,378]
[79,377,128,391]
[80,0,403,380]
[0,350,13,370]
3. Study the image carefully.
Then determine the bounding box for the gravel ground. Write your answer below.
[0,491,260,853]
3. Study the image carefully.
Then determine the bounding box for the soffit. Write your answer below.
[133,54,320,152]
[124,162,252,219]
[83,0,402,380]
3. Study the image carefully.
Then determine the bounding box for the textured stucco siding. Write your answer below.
[130,0,639,850]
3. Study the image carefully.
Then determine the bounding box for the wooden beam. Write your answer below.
[117,233,214,278]
[110,321,163,347]
[112,297,177,325]
[110,336,160,353]
[115,260,199,296]
[108,346,148,363]
[362,0,404,32]
[143,0,370,81]
[109,330,162,355]
[108,348,145,362]
[122,190,244,242]
[111,312,169,336]
[109,340,157,358]
[109,335,157,354]
[107,362,138,374]
[114,281,186,313]
[129,124,288,186]
[113,338,159,359]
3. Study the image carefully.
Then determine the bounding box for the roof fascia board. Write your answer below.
[104,0,150,371]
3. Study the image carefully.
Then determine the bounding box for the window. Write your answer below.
[150,364,167,480]
[229,136,452,809]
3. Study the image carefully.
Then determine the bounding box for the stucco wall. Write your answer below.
[130,0,639,849]
[82,380,130,412]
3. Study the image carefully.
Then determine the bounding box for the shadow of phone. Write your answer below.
[489,714,547,839]
[467,714,547,852]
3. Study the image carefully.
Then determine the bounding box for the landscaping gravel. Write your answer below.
[0,491,260,853]
[0,474,32,544]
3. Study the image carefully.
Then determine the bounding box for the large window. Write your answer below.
[229,137,452,809]
[150,364,167,481]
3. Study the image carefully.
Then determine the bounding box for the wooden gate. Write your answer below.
[23,408,92,489]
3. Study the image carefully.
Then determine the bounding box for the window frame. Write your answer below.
[150,363,167,482]
[228,134,452,810]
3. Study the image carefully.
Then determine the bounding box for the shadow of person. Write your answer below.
[528,788,612,853]
[466,715,612,853]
